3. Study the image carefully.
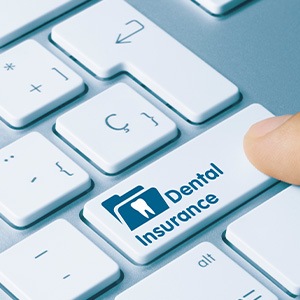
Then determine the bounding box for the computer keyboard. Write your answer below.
[1,0,300,299]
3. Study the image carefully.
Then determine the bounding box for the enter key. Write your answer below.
[52,0,239,123]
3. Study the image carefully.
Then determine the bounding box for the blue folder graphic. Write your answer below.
[102,185,169,230]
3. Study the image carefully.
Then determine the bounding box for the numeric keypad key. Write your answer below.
[0,40,84,127]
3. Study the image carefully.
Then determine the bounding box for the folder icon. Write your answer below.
[102,185,169,230]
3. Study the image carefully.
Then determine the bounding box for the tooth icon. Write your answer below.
[131,198,155,218]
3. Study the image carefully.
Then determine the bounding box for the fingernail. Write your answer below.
[247,114,292,138]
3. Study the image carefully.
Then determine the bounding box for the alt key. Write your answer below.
[116,242,277,300]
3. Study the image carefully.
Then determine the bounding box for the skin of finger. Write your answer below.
[244,112,300,185]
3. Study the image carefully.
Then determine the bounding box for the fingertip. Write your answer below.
[243,113,300,185]
[245,115,292,139]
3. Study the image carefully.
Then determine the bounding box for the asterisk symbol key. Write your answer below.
[4,63,15,71]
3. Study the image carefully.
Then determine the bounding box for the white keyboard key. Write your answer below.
[83,104,276,264]
[0,133,90,227]
[56,84,178,174]
[116,242,277,300]
[52,0,239,123]
[0,219,120,300]
[0,0,88,47]
[194,0,248,15]
[0,40,84,128]
[226,186,300,296]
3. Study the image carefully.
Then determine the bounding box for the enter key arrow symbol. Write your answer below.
[116,20,145,44]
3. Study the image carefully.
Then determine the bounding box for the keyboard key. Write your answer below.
[56,83,178,174]
[226,186,300,296]
[0,40,84,128]
[193,0,249,15]
[0,132,90,227]
[0,219,120,300]
[116,242,277,300]
[0,0,88,47]
[83,104,276,264]
[52,0,239,123]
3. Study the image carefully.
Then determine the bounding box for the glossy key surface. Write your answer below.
[0,40,84,128]
[0,0,88,47]
[56,83,178,173]
[0,132,90,227]
[52,0,239,123]
[226,186,300,296]
[0,219,120,300]
[116,242,277,300]
[193,0,249,15]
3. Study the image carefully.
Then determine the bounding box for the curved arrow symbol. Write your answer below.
[116,20,145,44]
